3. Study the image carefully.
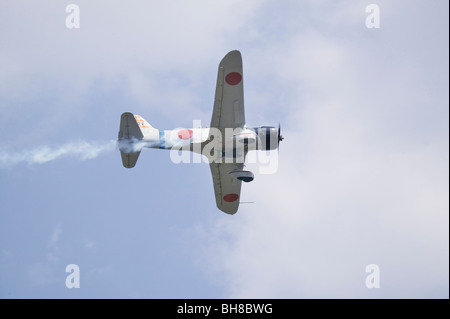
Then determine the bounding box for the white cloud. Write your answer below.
[26,224,64,288]
[0,0,447,298]
[0,0,267,141]
[196,0,449,298]
[84,239,96,249]
[48,224,63,249]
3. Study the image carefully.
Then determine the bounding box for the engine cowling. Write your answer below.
[252,126,279,150]
[229,169,254,183]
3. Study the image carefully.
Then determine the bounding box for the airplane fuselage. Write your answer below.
[134,126,279,162]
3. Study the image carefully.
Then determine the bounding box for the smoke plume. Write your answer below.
[0,140,117,168]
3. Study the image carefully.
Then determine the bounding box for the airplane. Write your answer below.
[118,50,283,214]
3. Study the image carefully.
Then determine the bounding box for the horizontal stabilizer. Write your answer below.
[118,112,143,168]
[120,151,141,168]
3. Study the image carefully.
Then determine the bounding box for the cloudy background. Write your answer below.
[0,0,448,298]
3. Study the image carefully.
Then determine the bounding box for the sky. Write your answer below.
[0,0,448,298]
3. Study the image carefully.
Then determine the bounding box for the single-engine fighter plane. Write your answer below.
[118,50,283,214]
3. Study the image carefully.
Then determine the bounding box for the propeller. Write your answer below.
[278,123,284,147]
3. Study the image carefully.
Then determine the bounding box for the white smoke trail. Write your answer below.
[0,140,117,168]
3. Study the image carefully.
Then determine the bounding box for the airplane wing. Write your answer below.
[209,162,244,215]
[209,50,247,215]
[210,50,245,131]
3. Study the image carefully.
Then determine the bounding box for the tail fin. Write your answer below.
[118,112,144,140]
[133,114,153,130]
[118,112,143,168]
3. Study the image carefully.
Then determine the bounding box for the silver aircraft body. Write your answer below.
[118,50,283,214]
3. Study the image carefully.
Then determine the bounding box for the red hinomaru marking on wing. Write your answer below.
[177,129,193,140]
[225,72,242,85]
[223,193,239,202]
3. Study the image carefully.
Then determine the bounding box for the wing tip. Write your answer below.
[217,203,239,215]
[220,50,242,66]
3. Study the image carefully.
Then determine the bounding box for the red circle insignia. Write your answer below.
[177,129,193,140]
[223,193,239,202]
[225,72,242,86]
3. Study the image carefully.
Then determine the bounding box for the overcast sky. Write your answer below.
[0,0,448,298]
